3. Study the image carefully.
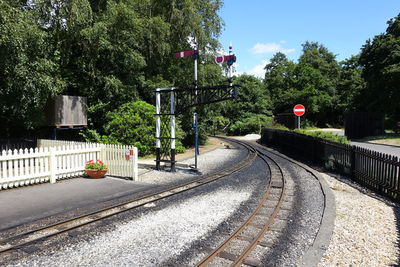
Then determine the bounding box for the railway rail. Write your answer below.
[197,140,293,267]
[0,139,257,260]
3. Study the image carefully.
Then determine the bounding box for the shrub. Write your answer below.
[103,101,155,156]
[82,101,185,156]
[228,114,273,136]
[294,129,349,144]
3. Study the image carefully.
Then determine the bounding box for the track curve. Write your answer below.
[196,138,333,267]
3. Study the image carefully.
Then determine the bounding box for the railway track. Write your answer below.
[1,138,327,266]
[0,139,258,260]
[197,141,293,267]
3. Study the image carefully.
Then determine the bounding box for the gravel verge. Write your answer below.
[140,146,246,186]
[319,174,400,266]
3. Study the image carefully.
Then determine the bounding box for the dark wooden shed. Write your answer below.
[45,95,87,127]
[344,112,384,139]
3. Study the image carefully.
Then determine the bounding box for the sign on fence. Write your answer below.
[125,150,135,161]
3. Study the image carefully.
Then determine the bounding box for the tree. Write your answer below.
[264,43,341,126]
[217,74,273,134]
[264,52,296,113]
[0,0,226,142]
[358,14,400,128]
[0,1,62,137]
[337,55,365,118]
[296,42,341,125]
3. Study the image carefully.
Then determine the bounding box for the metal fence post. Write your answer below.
[350,146,356,179]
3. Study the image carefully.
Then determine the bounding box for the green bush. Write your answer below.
[228,114,273,136]
[103,101,155,156]
[82,101,185,156]
[294,129,349,144]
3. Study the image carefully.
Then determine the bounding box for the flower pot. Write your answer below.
[85,169,108,179]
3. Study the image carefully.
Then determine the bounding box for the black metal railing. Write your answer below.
[261,128,400,201]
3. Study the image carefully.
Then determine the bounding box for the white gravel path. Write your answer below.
[11,188,252,267]
[319,174,399,266]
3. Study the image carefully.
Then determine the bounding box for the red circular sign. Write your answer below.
[293,104,305,116]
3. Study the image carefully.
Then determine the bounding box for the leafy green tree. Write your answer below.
[0,0,225,143]
[216,74,273,135]
[296,42,340,125]
[0,1,63,137]
[337,55,365,118]
[265,43,341,127]
[358,14,400,129]
[224,74,272,119]
[264,52,296,113]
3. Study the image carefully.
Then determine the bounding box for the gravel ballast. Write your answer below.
[10,188,253,266]
[258,153,325,266]
[319,174,399,266]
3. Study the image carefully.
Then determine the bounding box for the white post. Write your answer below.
[194,58,198,87]
[194,38,198,99]
[170,87,176,172]
[134,147,138,181]
[155,88,161,170]
[49,147,56,184]
[229,41,233,87]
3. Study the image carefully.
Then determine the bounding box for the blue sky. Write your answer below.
[218,0,400,77]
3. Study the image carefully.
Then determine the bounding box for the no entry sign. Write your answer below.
[293,104,305,116]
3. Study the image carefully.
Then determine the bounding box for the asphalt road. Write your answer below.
[312,129,400,157]
[350,141,400,157]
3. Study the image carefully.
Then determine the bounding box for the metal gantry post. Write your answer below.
[228,41,233,87]
[170,87,176,172]
[193,112,199,170]
[155,88,161,170]
[155,85,239,172]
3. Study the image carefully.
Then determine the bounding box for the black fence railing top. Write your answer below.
[261,128,400,202]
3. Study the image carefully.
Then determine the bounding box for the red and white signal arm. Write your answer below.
[215,55,236,65]
[125,149,135,161]
[293,104,305,116]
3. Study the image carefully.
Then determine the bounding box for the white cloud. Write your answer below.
[251,42,295,55]
[243,60,270,78]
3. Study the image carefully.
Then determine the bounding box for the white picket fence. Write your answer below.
[0,140,138,190]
